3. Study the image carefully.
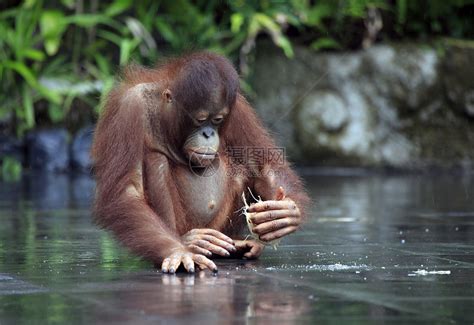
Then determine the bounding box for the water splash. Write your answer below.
[408,269,451,276]
[266,263,371,271]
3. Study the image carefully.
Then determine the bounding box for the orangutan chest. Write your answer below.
[175,166,227,224]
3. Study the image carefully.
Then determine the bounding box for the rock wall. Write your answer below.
[251,41,474,168]
[0,127,94,173]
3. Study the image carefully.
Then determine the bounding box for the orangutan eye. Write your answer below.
[196,117,207,125]
[212,116,224,125]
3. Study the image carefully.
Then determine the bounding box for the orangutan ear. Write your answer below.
[162,89,173,103]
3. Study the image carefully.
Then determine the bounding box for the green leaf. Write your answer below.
[155,18,176,44]
[22,48,45,61]
[306,3,334,27]
[94,54,111,76]
[22,86,35,129]
[97,29,123,46]
[230,13,244,33]
[1,157,22,182]
[23,0,37,9]
[47,103,65,123]
[38,85,62,105]
[396,0,407,24]
[310,37,341,50]
[346,0,366,17]
[44,38,61,56]
[40,10,66,38]
[40,10,67,55]
[0,60,65,131]
[105,0,133,17]
[2,60,39,88]
[275,35,294,58]
[65,14,112,28]
[248,15,261,37]
[254,13,280,34]
[61,0,75,9]
[119,38,140,65]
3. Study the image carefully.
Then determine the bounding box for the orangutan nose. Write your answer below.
[202,127,215,139]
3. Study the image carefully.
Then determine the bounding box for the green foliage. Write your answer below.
[393,0,474,38]
[1,157,22,182]
[0,0,473,142]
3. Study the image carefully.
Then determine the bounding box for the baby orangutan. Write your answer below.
[91,52,309,273]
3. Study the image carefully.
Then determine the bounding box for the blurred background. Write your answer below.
[1,0,474,179]
[1,3,474,322]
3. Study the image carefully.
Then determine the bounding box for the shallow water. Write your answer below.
[0,171,473,324]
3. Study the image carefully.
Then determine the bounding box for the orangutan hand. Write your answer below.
[161,247,217,274]
[248,187,302,242]
[182,228,236,257]
[234,240,265,259]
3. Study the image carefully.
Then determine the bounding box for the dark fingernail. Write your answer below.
[169,268,175,274]
[207,252,212,256]
[162,269,167,273]
[230,246,237,252]
[212,268,218,274]
[189,268,195,273]
[225,251,230,256]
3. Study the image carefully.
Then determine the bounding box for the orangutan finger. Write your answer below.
[248,200,297,213]
[169,254,182,274]
[202,229,234,244]
[195,240,230,257]
[161,257,171,273]
[244,243,264,259]
[201,235,236,252]
[253,218,299,235]
[189,244,212,257]
[260,226,298,242]
[234,240,251,251]
[250,209,299,225]
[193,254,218,273]
[182,254,195,273]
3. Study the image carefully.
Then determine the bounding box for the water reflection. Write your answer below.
[0,172,94,210]
[98,271,311,324]
[0,171,473,323]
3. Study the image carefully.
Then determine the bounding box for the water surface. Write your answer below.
[0,171,473,324]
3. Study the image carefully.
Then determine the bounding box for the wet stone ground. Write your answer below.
[0,170,473,324]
